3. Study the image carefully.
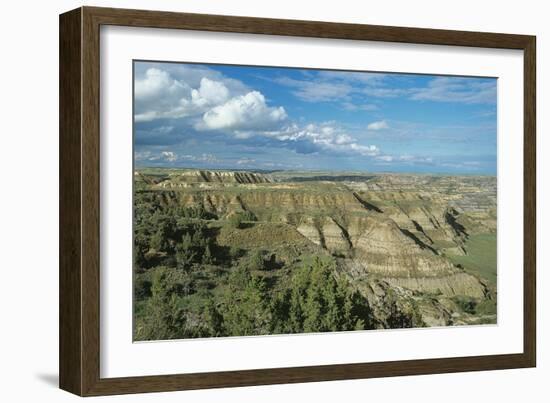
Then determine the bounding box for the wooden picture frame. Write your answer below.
[59,6,536,396]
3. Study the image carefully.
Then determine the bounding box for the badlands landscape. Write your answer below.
[133,168,497,340]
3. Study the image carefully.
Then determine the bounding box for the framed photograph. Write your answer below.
[59,6,536,396]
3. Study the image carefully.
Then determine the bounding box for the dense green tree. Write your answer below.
[179,204,216,220]
[135,267,186,340]
[226,213,244,229]
[202,243,214,265]
[176,233,197,271]
[134,275,152,300]
[247,249,265,270]
[226,211,257,229]
[220,265,272,335]
[384,289,424,329]
[133,232,149,268]
[229,246,242,260]
[272,257,373,334]
[202,298,224,337]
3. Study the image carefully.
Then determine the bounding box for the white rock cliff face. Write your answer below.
[296,213,488,300]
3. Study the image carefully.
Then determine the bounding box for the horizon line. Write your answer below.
[134,165,497,177]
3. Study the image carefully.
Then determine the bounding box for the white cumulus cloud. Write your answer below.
[198,91,287,131]
[259,122,380,157]
[191,78,230,108]
[134,68,194,122]
[367,120,389,130]
[134,68,288,134]
[134,68,242,122]
[135,150,178,162]
[161,151,177,162]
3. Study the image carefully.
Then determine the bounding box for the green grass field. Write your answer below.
[448,233,497,287]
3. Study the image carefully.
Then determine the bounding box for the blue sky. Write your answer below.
[134,61,497,174]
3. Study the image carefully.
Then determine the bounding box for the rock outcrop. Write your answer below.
[153,170,272,187]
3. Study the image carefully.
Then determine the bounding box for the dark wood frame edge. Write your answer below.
[59,6,536,396]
